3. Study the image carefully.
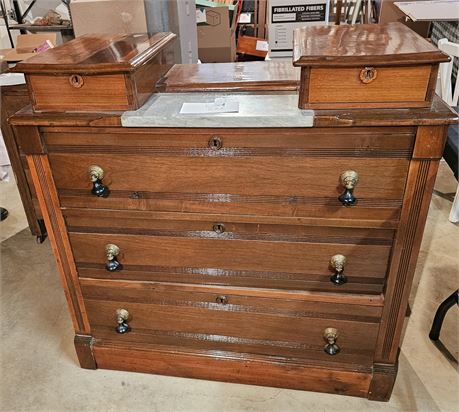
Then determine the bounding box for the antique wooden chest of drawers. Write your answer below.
[10,30,458,401]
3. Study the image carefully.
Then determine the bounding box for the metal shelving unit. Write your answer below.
[1,0,74,47]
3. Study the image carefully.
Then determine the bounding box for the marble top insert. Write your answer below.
[121,92,314,128]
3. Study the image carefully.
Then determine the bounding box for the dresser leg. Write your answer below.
[368,362,398,401]
[74,334,97,370]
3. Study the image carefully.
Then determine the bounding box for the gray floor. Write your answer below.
[0,162,458,412]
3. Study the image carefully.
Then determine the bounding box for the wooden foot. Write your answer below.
[368,362,398,401]
[74,334,97,369]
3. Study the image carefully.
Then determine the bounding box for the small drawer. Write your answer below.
[67,211,393,294]
[45,126,413,220]
[81,279,382,367]
[300,65,436,110]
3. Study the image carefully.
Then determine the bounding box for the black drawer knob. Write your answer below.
[323,327,340,355]
[329,254,347,285]
[88,165,109,198]
[105,243,122,272]
[338,170,359,206]
[116,308,130,334]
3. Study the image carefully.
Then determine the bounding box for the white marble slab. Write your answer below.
[121,92,314,128]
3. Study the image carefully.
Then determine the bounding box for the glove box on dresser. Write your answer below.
[293,22,450,109]
[9,25,458,402]
[13,32,176,112]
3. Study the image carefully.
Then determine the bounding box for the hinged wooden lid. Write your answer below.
[293,22,449,67]
[12,32,176,74]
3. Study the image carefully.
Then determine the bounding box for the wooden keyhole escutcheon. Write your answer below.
[359,67,377,84]
[69,74,84,88]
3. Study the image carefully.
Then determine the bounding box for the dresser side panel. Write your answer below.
[374,125,447,363]
[24,149,91,333]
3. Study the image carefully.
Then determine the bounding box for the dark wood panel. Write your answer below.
[62,207,400,229]
[60,193,402,221]
[81,279,380,365]
[43,126,415,153]
[69,231,391,294]
[93,343,373,397]
[49,154,410,199]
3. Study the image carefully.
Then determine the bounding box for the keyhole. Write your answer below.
[216,295,228,304]
[359,67,377,84]
[213,223,225,234]
[209,136,222,150]
[69,74,84,88]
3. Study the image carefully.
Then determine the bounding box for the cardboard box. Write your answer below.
[5,34,57,62]
[70,0,148,37]
[0,49,11,73]
[197,6,237,63]
[379,0,430,37]
[268,0,330,58]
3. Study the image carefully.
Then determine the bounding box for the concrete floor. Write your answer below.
[0,162,458,412]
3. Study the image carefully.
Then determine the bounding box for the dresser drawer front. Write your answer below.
[45,126,413,219]
[302,65,434,109]
[70,222,392,293]
[81,280,381,366]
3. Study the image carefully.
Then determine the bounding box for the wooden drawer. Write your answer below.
[81,279,382,367]
[302,65,434,109]
[68,213,393,294]
[46,126,414,220]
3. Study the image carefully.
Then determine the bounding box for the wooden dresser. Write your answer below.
[10,28,458,401]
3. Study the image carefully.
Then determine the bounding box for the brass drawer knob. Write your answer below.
[105,243,122,272]
[116,308,130,334]
[213,223,225,234]
[209,136,223,150]
[88,165,109,198]
[330,254,347,285]
[339,170,359,206]
[216,295,228,305]
[323,327,340,355]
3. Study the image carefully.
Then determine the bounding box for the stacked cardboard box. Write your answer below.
[196,0,239,63]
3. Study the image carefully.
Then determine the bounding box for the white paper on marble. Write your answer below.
[180,98,239,114]
[0,73,25,86]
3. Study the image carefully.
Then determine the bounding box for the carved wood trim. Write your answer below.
[27,153,91,333]
[375,126,444,362]
[47,145,413,158]
[13,125,46,154]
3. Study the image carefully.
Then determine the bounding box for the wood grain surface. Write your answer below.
[81,278,380,366]
[293,22,449,67]
[159,61,300,92]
